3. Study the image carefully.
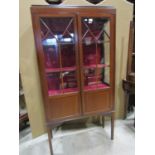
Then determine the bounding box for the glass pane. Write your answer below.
[40,17,78,95]
[81,17,110,90]
[61,44,76,68]
[43,45,60,69]
[40,17,76,70]
[104,41,110,66]
[62,71,78,93]
[104,20,110,42]
[82,18,110,67]
[84,68,96,88]
[101,67,110,85]
[47,72,61,96]
[84,67,110,91]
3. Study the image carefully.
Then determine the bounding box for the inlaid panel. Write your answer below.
[47,94,80,121]
[83,89,111,114]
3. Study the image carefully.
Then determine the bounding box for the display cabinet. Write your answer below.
[123,0,135,118]
[31,5,115,155]
[122,20,135,118]
[126,21,135,82]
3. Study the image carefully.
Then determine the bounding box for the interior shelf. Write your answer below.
[82,40,110,44]
[84,64,110,69]
[84,83,110,91]
[48,88,78,96]
[46,66,76,73]
[43,42,75,46]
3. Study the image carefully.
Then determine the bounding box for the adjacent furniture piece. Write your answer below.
[19,73,29,130]
[122,20,135,118]
[123,1,135,118]
[31,5,116,155]
[122,0,135,118]
[122,79,135,118]
[126,21,135,82]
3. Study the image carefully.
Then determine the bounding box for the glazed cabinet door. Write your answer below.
[78,13,115,115]
[31,13,81,121]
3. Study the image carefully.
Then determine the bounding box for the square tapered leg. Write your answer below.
[111,113,115,140]
[47,128,54,155]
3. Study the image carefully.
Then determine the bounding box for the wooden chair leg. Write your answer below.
[47,128,54,155]
[111,113,115,140]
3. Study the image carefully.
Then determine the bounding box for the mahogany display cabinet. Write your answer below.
[31,5,116,155]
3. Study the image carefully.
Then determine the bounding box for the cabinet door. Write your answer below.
[78,13,115,114]
[32,13,81,121]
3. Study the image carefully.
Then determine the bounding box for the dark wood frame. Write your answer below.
[122,20,135,118]
[31,6,116,155]
[127,21,135,82]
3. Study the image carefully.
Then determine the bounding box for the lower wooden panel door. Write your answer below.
[46,93,81,121]
[83,89,112,114]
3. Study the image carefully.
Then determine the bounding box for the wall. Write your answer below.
[19,0,133,138]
